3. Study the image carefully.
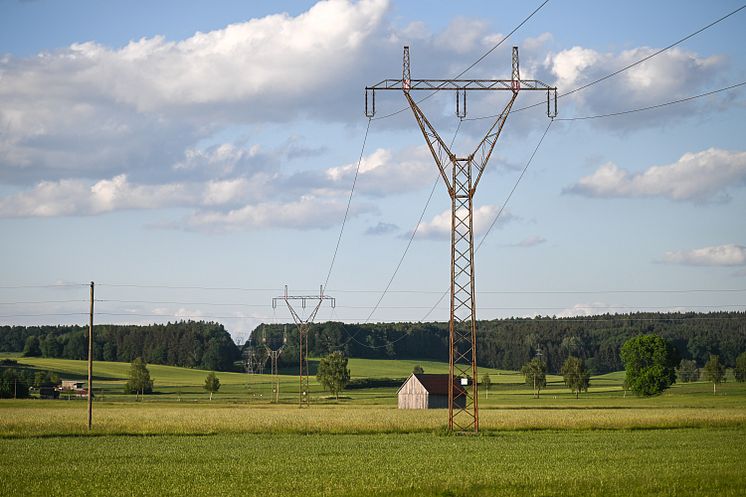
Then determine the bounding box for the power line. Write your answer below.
[363,119,464,324]
[0,283,86,289]
[466,3,746,121]
[96,283,280,291]
[371,0,551,121]
[454,0,551,79]
[0,300,87,305]
[554,80,746,121]
[421,118,554,321]
[322,117,372,292]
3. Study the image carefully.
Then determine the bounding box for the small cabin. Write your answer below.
[60,380,85,391]
[397,373,466,409]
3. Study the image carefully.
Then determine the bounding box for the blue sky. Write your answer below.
[1,0,745,340]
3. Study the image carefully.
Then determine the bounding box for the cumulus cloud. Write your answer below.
[185,196,373,232]
[414,205,513,239]
[661,244,746,266]
[0,175,193,217]
[0,0,390,184]
[541,46,725,127]
[322,147,434,196]
[565,148,746,202]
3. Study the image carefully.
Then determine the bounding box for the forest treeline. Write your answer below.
[0,321,240,371]
[249,312,746,374]
[2,312,745,374]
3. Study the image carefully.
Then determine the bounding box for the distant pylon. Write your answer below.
[272,285,335,407]
[263,325,287,403]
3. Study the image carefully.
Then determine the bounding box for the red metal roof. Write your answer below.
[413,373,466,396]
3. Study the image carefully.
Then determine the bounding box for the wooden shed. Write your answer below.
[397,373,466,409]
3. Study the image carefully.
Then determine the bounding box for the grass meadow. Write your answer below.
[1,355,745,496]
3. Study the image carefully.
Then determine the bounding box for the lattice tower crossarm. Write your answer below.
[365,46,557,432]
[272,285,335,407]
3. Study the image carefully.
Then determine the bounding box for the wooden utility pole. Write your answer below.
[87,281,94,431]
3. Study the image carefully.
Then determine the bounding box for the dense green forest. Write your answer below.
[249,312,746,374]
[0,321,240,371]
[2,312,744,374]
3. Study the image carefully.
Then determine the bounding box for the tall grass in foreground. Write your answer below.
[1,429,745,497]
[1,403,745,438]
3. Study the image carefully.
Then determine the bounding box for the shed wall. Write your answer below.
[397,377,428,409]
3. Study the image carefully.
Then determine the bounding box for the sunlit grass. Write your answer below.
[1,429,745,497]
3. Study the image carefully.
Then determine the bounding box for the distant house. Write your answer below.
[60,380,85,391]
[58,380,91,398]
[397,373,466,409]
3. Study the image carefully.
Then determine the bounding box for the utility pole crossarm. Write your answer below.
[367,78,555,91]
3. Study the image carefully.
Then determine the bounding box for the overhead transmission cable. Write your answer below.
[363,119,463,324]
[421,118,554,321]
[322,117,372,293]
[554,80,746,121]
[466,3,746,121]
[371,0,551,121]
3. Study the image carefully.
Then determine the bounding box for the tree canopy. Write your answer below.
[521,358,547,398]
[676,359,699,383]
[560,356,590,398]
[735,352,746,383]
[204,372,221,400]
[124,357,153,398]
[620,334,677,396]
[702,355,726,394]
[316,351,351,400]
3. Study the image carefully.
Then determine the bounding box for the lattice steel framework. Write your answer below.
[272,285,335,407]
[263,326,287,403]
[365,46,557,432]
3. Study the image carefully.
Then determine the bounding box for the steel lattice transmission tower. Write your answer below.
[272,285,335,407]
[365,46,557,432]
[263,325,287,403]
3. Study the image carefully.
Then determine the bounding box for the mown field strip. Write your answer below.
[2,403,745,438]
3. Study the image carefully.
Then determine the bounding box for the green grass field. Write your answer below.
[2,355,745,496]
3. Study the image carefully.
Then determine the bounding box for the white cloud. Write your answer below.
[556,302,618,318]
[0,174,192,217]
[565,148,746,202]
[542,46,725,127]
[322,146,434,196]
[435,17,489,54]
[0,0,390,183]
[414,204,513,239]
[661,244,746,266]
[186,196,372,232]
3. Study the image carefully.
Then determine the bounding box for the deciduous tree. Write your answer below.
[560,356,590,399]
[734,352,746,383]
[124,357,153,400]
[620,334,677,396]
[204,371,221,400]
[521,358,546,399]
[676,359,699,383]
[316,351,350,400]
[703,354,726,394]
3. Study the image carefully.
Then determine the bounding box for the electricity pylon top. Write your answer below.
[365,46,557,432]
[272,285,334,407]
